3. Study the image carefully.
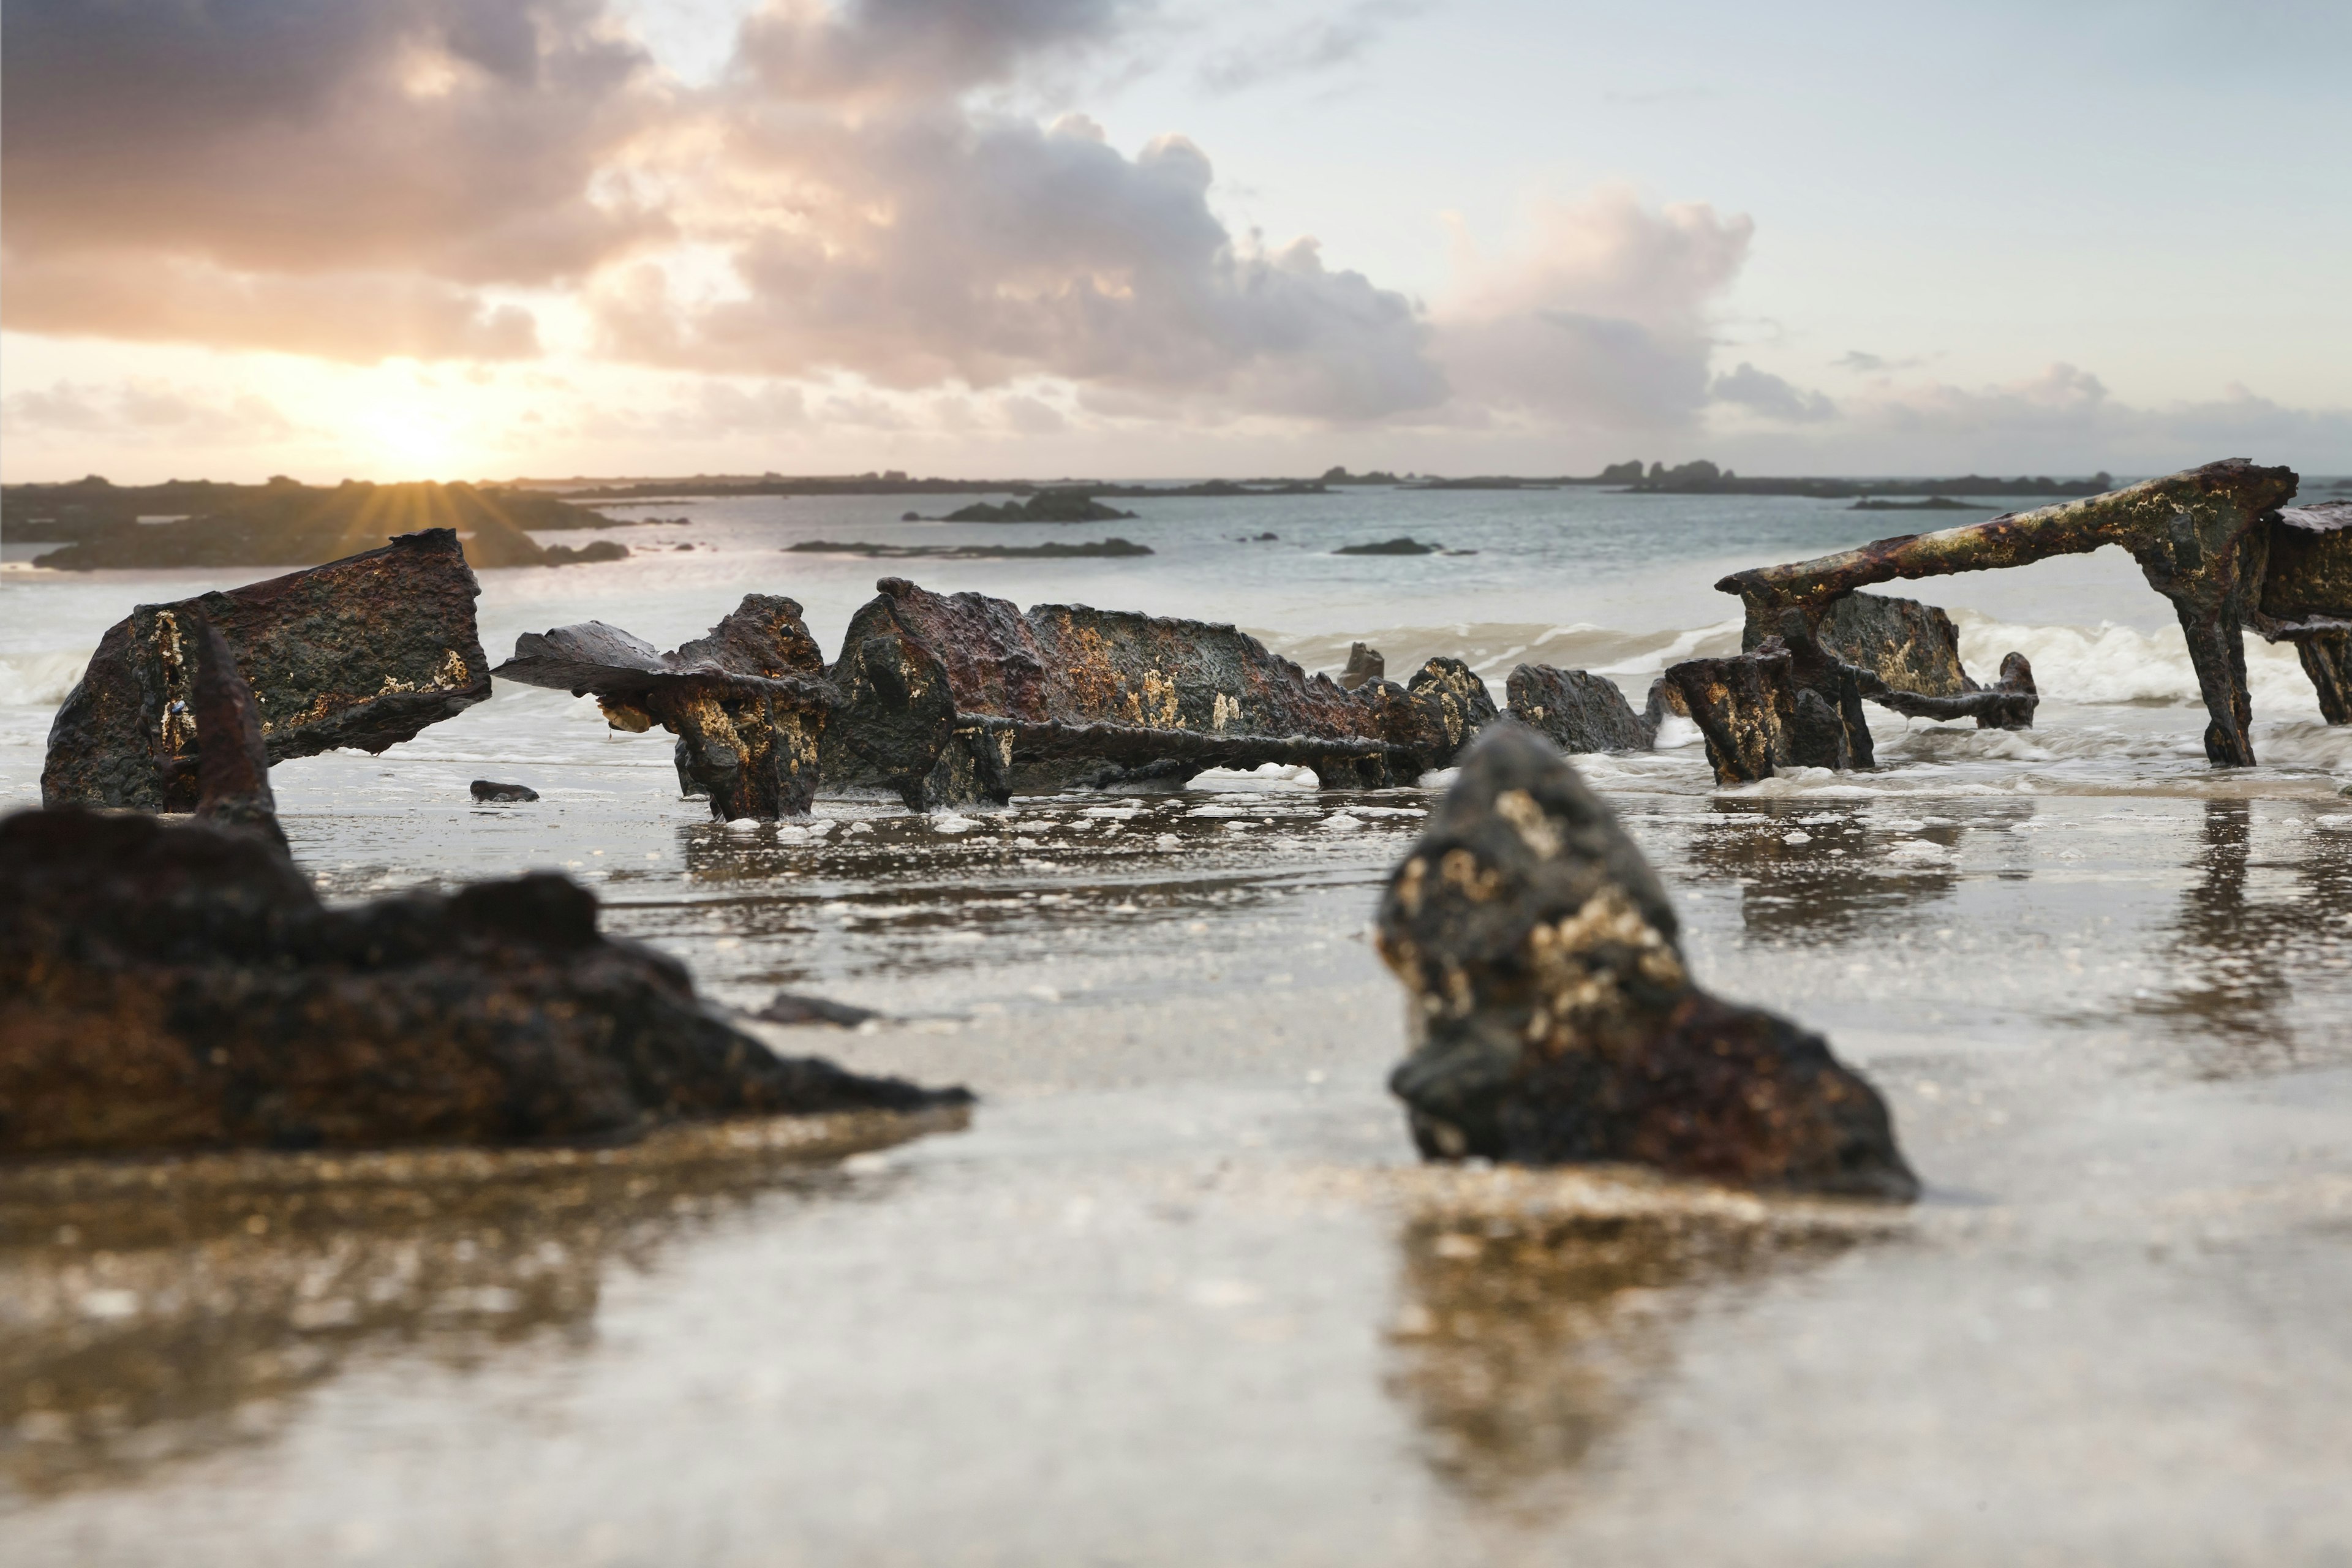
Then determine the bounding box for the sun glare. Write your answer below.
[361,404,461,477]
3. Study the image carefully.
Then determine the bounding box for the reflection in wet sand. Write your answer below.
[0,1109,962,1498]
[1382,1170,1899,1499]
[2133,800,2352,1073]
[1688,801,1985,940]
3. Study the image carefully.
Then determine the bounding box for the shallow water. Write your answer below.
[5,488,2352,1562]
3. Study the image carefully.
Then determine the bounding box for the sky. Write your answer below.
[3,0,2347,484]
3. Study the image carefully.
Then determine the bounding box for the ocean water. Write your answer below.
[6,488,2352,1563]
[6,483,2346,807]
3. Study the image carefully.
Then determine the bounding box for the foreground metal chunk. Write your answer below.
[42,528,491,810]
[1505,665,1656,753]
[496,596,840,820]
[0,811,969,1156]
[820,579,1492,808]
[1377,723,1918,1199]
[1719,460,2301,764]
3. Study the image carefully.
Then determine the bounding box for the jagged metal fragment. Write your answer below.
[1662,645,1795,785]
[1378,722,1918,1199]
[496,595,839,820]
[820,579,1491,807]
[1747,590,1970,698]
[2253,502,2352,723]
[186,617,287,854]
[1337,641,1385,691]
[1863,652,2039,729]
[42,528,489,810]
[1717,460,2301,764]
[1505,665,1655,753]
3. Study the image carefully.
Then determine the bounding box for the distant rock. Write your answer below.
[470,780,540,802]
[938,491,1137,524]
[1336,642,1385,692]
[1336,537,1439,556]
[785,538,1152,559]
[1849,496,1978,511]
[25,480,628,571]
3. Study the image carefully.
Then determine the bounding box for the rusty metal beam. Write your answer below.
[1716,460,2299,765]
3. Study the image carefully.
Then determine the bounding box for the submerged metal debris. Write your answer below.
[1718,459,2303,765]
[1376,722,1918,1199]
[41,528,491,811]
[512,578,1501,815]
[495,595,840,820]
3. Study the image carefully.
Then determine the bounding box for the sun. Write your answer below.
[361,403,461,477]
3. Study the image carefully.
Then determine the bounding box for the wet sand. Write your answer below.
[6,721,2352,1563]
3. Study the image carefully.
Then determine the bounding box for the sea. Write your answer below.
[4,484,2351,1564]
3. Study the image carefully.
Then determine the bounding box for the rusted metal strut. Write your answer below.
[1716,460,2303,765]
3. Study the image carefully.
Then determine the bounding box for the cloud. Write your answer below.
[2,380,306,445]
[1833,349,1927,374]
[3,254,540,363]
[597,107,1444,420]
[1197,0,1422,95]
[1713,363,2352,473]
[733,0,1144,100]
[1,0,665,358]
[1711,361,1836,423]
[1433,187,1754,431]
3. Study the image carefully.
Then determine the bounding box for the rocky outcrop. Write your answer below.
[0,809,968,1158]
[1377,722,1918,1199]
[1505,666,1654,753]
[496,595,840,820]
[42,529,491,812]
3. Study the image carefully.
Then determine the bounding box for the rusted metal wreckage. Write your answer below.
[1672,459,2331,783]
[497,578,1503,813]
[42,528,492,810]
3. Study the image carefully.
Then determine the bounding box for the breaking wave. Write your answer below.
[0,649,89,709]
[1953,610,2320,715]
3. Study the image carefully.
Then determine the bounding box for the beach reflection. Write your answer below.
[0,1111,957,1498]
[2132,799,2352,1072]
[1383,1196,1875,1499]
[1689,801,1975,941]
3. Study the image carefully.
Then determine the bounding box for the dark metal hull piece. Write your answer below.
[1504,665,1656,753]
[1378,722,1918,1199]
[41,528,491,810]
[0,810,970,1158]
